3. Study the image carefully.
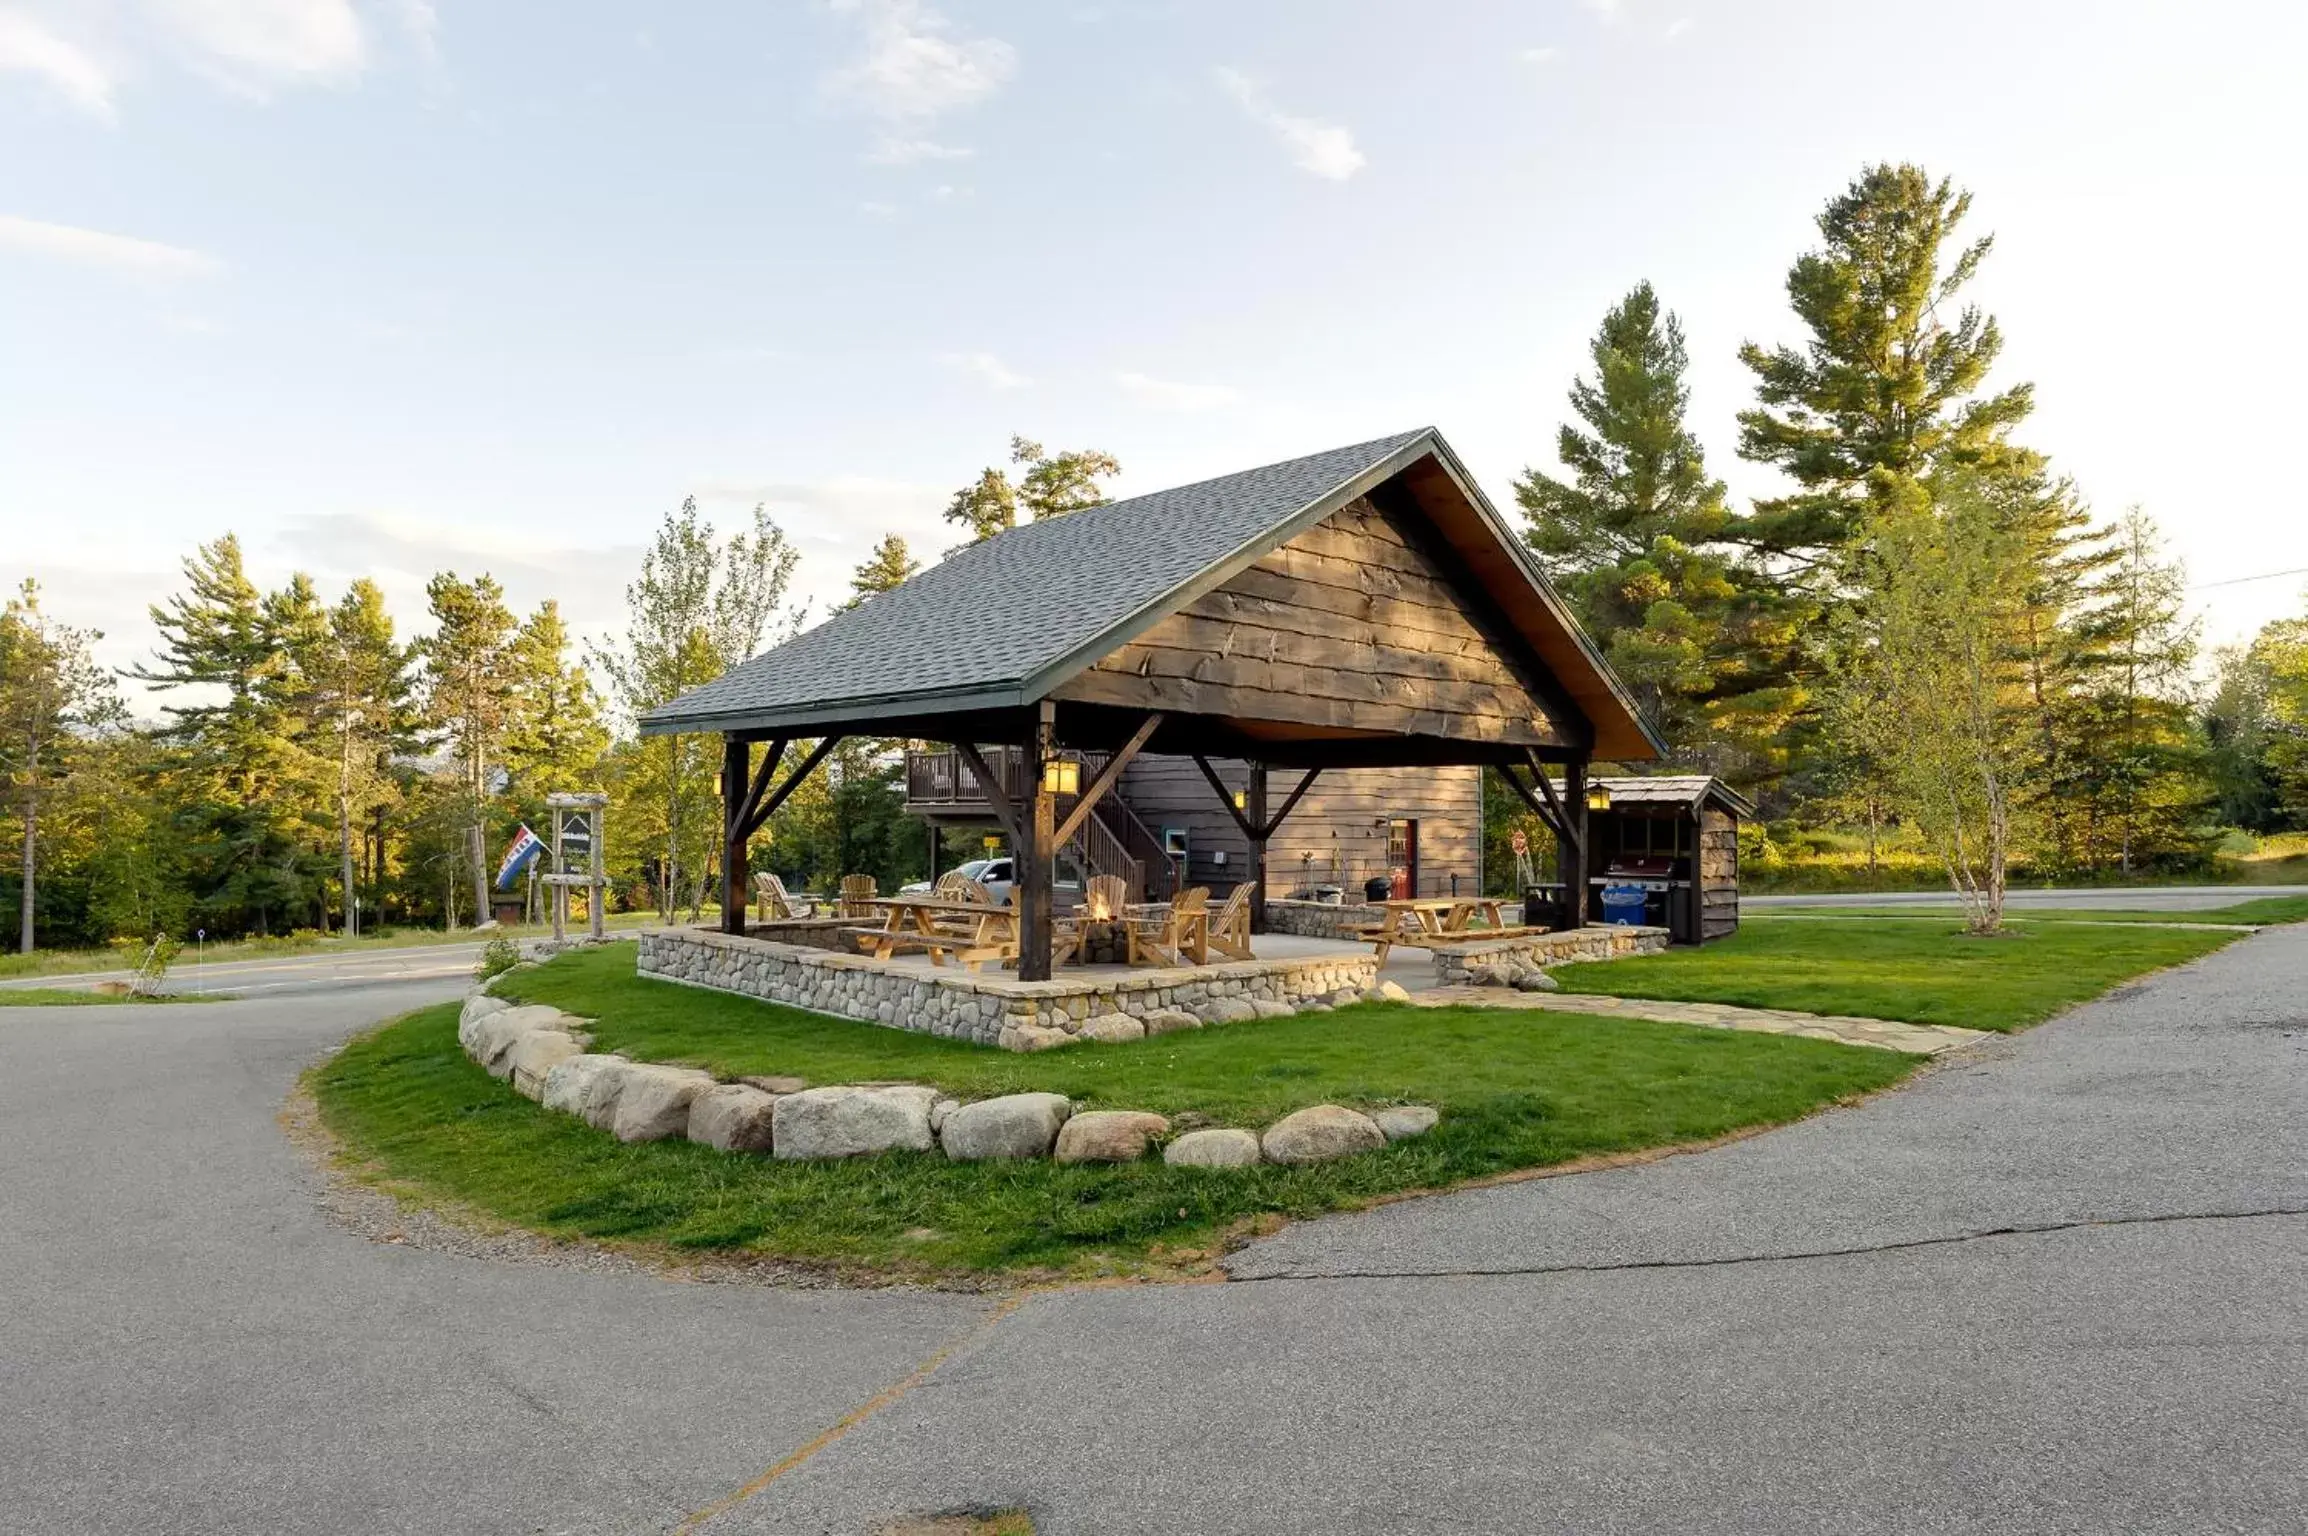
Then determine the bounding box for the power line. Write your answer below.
[2189,566,2308,591]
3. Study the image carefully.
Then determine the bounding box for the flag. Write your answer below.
[495,824,544,890]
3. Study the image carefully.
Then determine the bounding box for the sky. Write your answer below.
[4,0,2305,711]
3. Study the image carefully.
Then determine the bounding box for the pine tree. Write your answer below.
[943,436,1121,542]
[844,534,921,609]
[1734,164,2036,576]
[0,580,123,951]
[2058,509,2208,872]
[317,580,420,935]
[129,537,321,935]
[503,600,608,802]
[1516,282,1811,772]
[420,572,518,928]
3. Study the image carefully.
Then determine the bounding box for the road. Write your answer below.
[2,930,2302,1533]
[0,940,495,998]
[1747,883,2308,911]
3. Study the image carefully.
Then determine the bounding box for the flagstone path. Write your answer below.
[1413,983,1990,1055]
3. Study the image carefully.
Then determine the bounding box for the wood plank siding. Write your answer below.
[1054,495,1572,749]
[1699,807,1740,941]
[1118,754,1484,901]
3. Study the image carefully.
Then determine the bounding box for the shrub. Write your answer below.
[474,935,523,983]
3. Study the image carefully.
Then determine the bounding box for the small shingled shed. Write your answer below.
[1551,775,1754,944]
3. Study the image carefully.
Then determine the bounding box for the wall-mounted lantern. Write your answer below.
[1586,783,1613,812]
[1041,758,1081,796]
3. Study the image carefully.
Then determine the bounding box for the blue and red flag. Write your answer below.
[494,824,545,889]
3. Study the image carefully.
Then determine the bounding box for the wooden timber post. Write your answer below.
[720,735,749,935]
[1246,760,1269,935]
[1560,756,1591,930]
[1017,703,1058,981]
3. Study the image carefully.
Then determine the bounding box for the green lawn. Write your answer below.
[1554,916,2240,1031]
[0,910,662,982]
[1757,895,2308,927]
[0,987,219,1007]
[312,945,1915,1277]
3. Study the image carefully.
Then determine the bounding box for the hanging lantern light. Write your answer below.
[1041,757,1080,796]
[1586,783,1612,812]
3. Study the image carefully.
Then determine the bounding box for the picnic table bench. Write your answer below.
[1356,897,1519,964]
[849,896,1018,972]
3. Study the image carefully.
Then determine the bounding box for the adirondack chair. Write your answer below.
[837,873,879,918]
[1079,872,1129,921]
[1126,886,1209,967]
[753,871,802,921]
[1207,881,1255,961]
[931,875,999,936]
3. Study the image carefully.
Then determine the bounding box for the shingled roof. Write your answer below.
[642,427,1661,760]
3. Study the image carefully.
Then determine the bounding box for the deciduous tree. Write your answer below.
[0,580,123,951]
[942,436,1121,542]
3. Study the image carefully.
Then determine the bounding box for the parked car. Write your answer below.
[898,857,1081,907]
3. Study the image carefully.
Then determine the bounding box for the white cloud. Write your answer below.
[1580,0,1622,17]
[0,215,221,279]
[1114,370,1242,412]
[147,0,365,89]
[0,9,115,116]
[824,0,1014,122]
[865,135,972,165]
[1663,16,1693,40]
[1214,67,1364,182]
[945,350,1028,390]
[1518,45,1559,65]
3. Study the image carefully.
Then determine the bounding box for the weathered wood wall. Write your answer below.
[1117,755,1484,900]
[1055,495,1570,747]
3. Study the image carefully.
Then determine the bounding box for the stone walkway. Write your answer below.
[1413,984,1991,1055]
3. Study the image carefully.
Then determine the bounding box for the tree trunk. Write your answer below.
[17,790,34,954]
[468,821,490,929]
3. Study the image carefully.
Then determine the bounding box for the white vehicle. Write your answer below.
[898,857,1081,906]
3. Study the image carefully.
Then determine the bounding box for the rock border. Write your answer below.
[456,989,1438,1168]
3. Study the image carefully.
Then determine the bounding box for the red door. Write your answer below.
[1387,819,1418,898]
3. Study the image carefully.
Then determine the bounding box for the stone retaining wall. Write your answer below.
[1264,898,1390,940]
[1427,924,1669,984]
[637,926,1379,1049]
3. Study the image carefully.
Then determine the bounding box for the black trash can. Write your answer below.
[1523,886,1566,930]
[1362,875,1393,904]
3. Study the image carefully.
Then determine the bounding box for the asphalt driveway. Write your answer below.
[3,928,2302,1534]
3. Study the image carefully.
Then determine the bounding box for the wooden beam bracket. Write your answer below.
[954,741,1024,843]
[1191,754,1261,842]
[1052,711,1164,850]
[742,736,841,839]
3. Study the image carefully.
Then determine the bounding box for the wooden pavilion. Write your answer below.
[640,427,1665,979]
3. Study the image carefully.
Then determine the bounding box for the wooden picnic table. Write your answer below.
[1359,897,1516,963]
[848,896,1018,971]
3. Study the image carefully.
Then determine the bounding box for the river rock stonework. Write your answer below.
[1426,925,1668,984]
[636,927,1378,1050]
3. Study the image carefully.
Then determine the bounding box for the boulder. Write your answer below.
[939,1092,1073,1161]
[473,1005,571,1076]
[541,1054,625,1119]
[1054,1109,1170,1164]
[1162,1128,1263,1168]
[1511,969,1560,993]
[1141,1010,1202,1037]
[929,1097,960,1133]
[1370,1105,1441,1142]
[610,1065,717,1143]
[1298,1002,1334,1014]
[1260,1104,1387,1165]
[1201,997,1258,1025]
[687,1084,779,1153]
[506,1030,584,1101]
[456,993,511,1055]
[1249,999,1295,1020]
[1361,980,1413,1005]
[1328,988,1365,1009]
[772,1085,941,1160]
[576,1058,642,1131]
[998,1023,1078,1053]
[1465,964,1515,989]
[1078,1013,1147,1044]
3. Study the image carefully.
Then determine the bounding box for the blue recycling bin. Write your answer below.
[1600,884,1650,927]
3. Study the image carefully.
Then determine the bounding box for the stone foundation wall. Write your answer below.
[739,918,854,951]
[1427,925,1668,984]
[637,926,1379,1049]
